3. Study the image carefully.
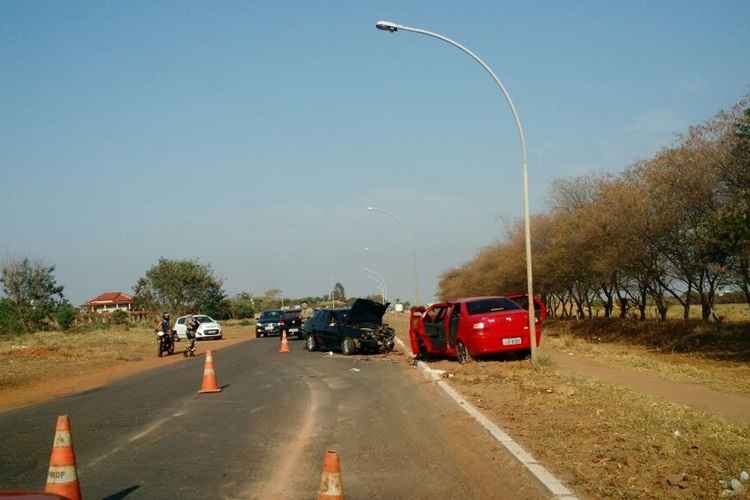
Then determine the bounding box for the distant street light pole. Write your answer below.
[374,20,538,362]
[362,247,388,304]
[363,267,388,304]
[367,206,421,306]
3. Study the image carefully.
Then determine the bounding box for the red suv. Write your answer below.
[408,295,546,363]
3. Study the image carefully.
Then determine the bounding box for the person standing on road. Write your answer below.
[185,315,199,356]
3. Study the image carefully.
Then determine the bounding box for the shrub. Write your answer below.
[55,303,78,331]
[0,298,25,337]
[239,319,251,326]
[111,310,129,325]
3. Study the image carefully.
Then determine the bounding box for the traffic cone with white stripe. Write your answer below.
[279,329,290,353]
[198,350,221,394]
[44,415,81,500]
[317,450,343,500]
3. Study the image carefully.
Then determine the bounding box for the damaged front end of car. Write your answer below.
[357,324,396,353]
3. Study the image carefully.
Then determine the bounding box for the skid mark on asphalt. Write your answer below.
[246,379,322,499]
[85,411,186,468]
[128,412,180,443]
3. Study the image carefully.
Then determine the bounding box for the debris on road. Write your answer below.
[350,368,360,373]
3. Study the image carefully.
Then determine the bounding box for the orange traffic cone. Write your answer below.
[44,415,81,500]
[279,330,290,353]
[318,450,343,500]
[198,350,221,394]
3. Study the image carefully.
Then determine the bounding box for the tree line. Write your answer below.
[438,97,750,321]
[0,255,357,336]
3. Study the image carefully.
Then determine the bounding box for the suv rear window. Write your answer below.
[260,311,282,320]
[466,298,521,315]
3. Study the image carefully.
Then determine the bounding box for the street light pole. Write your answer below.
[362,247,388,304]
[374,20,538,362]
[367,206,421,306]
[363,267,388,304]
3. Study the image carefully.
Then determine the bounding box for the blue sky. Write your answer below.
[2,1,749,304]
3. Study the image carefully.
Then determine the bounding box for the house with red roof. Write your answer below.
[86,292,133,314]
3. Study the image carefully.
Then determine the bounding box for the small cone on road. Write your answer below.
[198,350,221,394]
[318,450,343,500]
[44,415,82,500]
[279,330,290,353]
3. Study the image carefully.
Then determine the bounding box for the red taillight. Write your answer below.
[473,322,485,330]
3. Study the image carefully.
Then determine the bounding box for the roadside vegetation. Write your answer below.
[448,358,750,500]
[439,97,750,325]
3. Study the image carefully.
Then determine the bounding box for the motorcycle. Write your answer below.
[156,330,175,357]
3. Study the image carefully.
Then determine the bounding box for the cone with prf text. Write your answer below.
[198,350,221,393]
[44,415,81,500]
[279,329,290,353]
[318,450,343,500]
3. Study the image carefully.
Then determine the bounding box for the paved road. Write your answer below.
[1,338,547,499]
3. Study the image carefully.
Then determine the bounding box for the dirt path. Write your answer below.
[0,334,255,413]
[546,346,750,425]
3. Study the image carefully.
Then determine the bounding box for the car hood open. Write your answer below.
[347,299,389,325]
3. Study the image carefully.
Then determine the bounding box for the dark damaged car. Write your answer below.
[303,299,395,355]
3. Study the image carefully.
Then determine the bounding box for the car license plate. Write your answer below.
[289,328,299,333]
[502,337,522,346]
[265,325,274,330]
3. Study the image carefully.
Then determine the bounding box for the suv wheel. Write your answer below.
[341,337,354,356]
[306,335,317,352]
[457,341,473,364]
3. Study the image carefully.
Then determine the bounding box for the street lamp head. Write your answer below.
[375,20,399,33]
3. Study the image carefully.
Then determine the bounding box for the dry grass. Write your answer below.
[546,319,750,395]
[446,359,750,500]
[584,303,748,322]
[0,322,254,393]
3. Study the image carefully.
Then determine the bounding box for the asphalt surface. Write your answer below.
[0,338,548,499]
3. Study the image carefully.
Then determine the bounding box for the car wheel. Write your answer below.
[306,335,317,352]
[457,341,473,364]
[341,337,355,356]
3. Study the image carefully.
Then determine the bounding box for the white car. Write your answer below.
[173,315,223,340]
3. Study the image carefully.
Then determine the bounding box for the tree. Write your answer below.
[333,282,346,301]
[0,298,25,337]
[55,302,78,330]
[229,292,255,319]
[1,258,65,331]
[132,258,226,315]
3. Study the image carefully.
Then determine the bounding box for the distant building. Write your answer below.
[86,292,133,314]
